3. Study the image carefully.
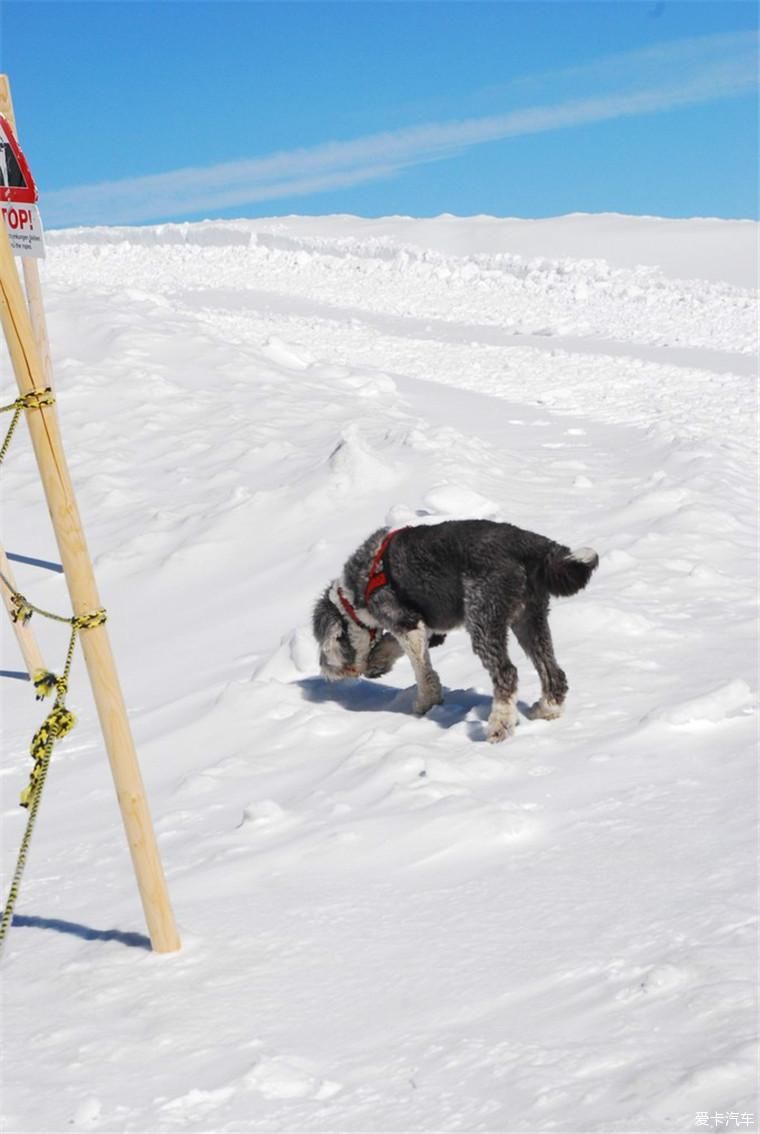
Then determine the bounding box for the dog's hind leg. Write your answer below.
[512,602,568,721]
[395,623,444,716]
[464,580,521,743]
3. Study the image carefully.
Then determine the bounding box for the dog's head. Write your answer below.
[313,584,368,681]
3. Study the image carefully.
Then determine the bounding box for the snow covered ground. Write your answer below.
[1,213,757,1133]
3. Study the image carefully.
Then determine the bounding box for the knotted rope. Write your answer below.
[0,383,107,958]
[0,601,107,956]
[0,388,54,465]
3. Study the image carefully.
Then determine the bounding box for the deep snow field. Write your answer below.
[1,213,758,1133]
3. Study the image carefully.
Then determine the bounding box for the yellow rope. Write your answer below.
[0,389,55,414]
[32,670,59,700]
[11,607,107,808]
[0,389,55,467]
[0,384,113,954]
[22,705,76,807]
[0,637,75,954]
[0,741,54,956]
[9,590,33,624]
[73,610,107,631]
[0,568,75,625]
[0,581,106,955]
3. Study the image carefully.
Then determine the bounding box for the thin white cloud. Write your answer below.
[44,30,757,226]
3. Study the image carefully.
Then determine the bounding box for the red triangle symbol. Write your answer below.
[0,114,38,204]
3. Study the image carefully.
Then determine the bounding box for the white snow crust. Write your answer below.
[1,212,757,1132]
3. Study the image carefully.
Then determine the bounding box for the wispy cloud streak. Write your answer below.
[44,30,757,226]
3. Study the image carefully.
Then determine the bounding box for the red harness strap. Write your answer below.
[365,527,408,604]
[337,587,377,641]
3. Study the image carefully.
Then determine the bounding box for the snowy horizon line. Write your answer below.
[46,209,760,235]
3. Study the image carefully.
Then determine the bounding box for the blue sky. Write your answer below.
[1,1,757,226]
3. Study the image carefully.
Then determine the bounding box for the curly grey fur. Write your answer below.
[313,519,598,741]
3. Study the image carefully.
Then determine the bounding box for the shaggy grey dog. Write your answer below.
[313,519,598,742]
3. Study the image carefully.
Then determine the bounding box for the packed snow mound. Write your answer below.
[46,214,758,358]
[2,213,757,1133]
[50,211,758,287]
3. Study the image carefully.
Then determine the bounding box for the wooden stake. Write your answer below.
[0,542,48,680]
[0,76,53,388]
[0,223,180,953]
[0,76,52,676]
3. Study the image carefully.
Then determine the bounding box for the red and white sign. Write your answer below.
[1,202,45,258]
[0,114,37,204]
[0,113,44,257]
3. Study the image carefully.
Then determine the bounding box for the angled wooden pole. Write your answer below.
[0,77,53,388]
[0,224,180,953]
[0,76,52,678]
[0,543,48,680]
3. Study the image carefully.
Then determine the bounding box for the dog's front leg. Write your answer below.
[396,623,444,716]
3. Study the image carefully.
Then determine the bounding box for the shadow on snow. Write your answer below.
[11,914,151,951]
[298,676,536,743]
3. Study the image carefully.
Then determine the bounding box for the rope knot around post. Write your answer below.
[0,386,55,416]
[32,669,60,700]
[9,590,32,624]
[0,387,55,467]
[73,608,107,631]
[16,388,55,411]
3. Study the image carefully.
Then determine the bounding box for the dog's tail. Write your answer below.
[540,545,599,597]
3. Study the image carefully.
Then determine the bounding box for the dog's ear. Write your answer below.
[313,588,341,645]
[322,617,343,654]
[314,587,355,677]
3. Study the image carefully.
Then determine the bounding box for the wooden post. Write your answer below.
[0,543,48,680]
[0,77,53,388]
[0,76,53,676]
[0,224,180,953]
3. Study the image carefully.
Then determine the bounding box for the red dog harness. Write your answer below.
[336,528,407,640]
[365,527,407,603]
[336,587,377,642]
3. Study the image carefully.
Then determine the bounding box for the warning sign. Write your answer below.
[0,113,37,203]
[1,202,45,258]
[0,113,44,257]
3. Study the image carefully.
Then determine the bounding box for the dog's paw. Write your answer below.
[486,720,516,743]
[413,694,444,716]
[412,694,444,712]
[486,697,518,742]
[413,676,444,716]
[526,698,563,721]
